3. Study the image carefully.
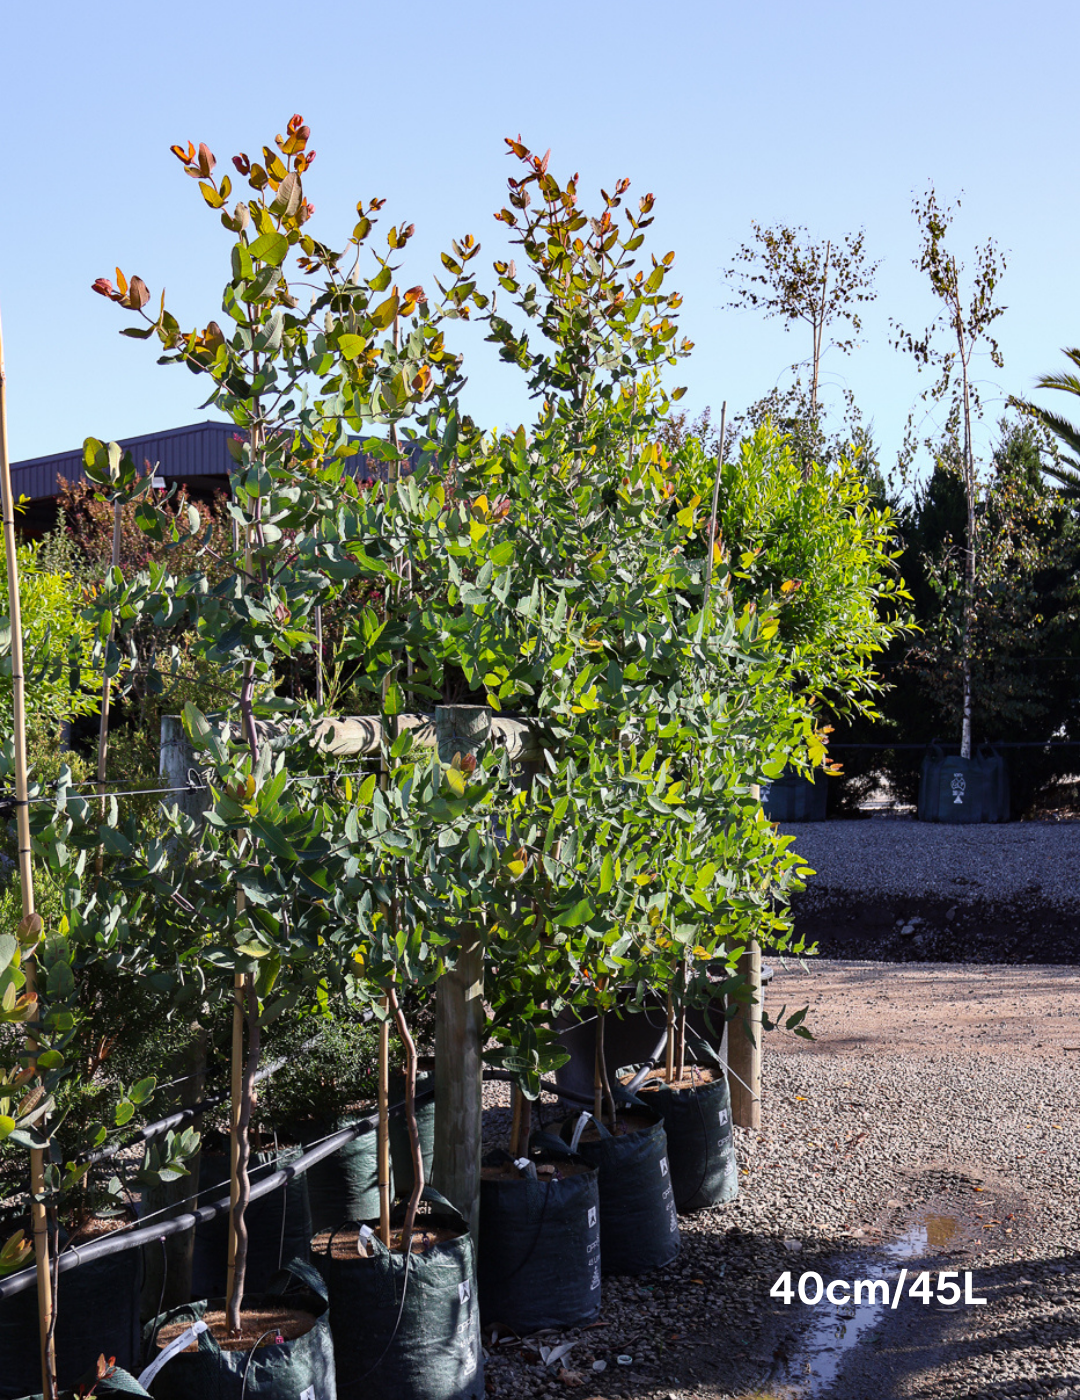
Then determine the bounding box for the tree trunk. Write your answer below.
[226,977,260,1335]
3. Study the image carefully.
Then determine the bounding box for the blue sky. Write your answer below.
[2,0,1076,482]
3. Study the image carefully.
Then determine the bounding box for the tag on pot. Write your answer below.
[137,1319,208,1388]
[569,1111,592,1153]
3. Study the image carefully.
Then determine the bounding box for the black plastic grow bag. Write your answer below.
[0,1225,143,1400]
[314,1188,483,1400]
[141,1259,335,1400]
[477,1148,600,1332]
[191,1147,313,1299]
[534,1108,679,1275]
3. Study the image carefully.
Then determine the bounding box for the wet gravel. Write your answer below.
[479,962,1080,1400]
[780,819,1080,909]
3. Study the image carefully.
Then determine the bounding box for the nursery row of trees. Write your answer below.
[0,119,906,1394]
[711,199,1080,808]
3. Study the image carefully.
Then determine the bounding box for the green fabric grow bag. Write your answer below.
[535,1108,679,1276]
[300,1112,381,1235]
[918,744,1010,823]
[16,1362,151,1398]
[0,1227,143,1399]
[627,1068,738,1213]
[191,1148,313,1299]
[762,767,828,822]
[477,1149,600,1333]
[388,1068,434,1201]
[142,1260,335,1400]
[314,1188,483,1400]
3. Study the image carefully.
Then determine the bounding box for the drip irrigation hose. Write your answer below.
[0,1088,433,1301]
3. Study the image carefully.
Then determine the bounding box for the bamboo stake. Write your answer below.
[509,1085,523,1158]
[0,306,57,1399]
[592,1026,603,1122]
[377,998,392,1246]
[225,964,244,1315]
[94,497,122,878]
[387,985,422,1251]
[702,401,728,623]
[664,993,676,1083]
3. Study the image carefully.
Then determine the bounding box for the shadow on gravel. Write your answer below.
[793,892,1080,966]
[797,1249,1080,1400]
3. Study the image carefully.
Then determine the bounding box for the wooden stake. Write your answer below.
[0,306,57,1399]
[225,967,244,1312]
[387,985,422,1250]
[432,706,490,1246]
[665,993,676,1083]
[377,996,392,1247]
[509,1085,523,1159]
[727,938,762,1131]
[94,497,122,877]
[702,401,728,624]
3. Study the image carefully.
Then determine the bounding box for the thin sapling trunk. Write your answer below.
[227,975,260,1335]
[595,1009,617,1130]
[387,985,423,1249]
[665,993,676,1083]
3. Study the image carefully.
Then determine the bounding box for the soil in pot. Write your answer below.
[533,1109,679,1275]
[312,1191,483,1400]
[142,1260,335,1399]
[477,1149,600,1334]
[622,1065,739,1213]
[0,1214,143,1400]
[190,1143,313,1300]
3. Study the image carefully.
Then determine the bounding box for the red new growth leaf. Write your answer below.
[197,143,215,177]
[91,278,117,300]
[233,153,251,175]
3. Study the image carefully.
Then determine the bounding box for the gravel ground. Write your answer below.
[480,958,1080,1400]
[778,820,1080,908]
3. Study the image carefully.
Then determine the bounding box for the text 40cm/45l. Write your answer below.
[771,1270,987,1307]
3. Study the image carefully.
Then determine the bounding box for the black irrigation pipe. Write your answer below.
[0,1088,434,1302]
[829,740,1080,750]
[84,1029,337,1166]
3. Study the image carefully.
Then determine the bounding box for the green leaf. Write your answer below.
[129,1076,156,1105]
[0,1115,14,1143]
[36,1049,64,1072]
[114,1100,135,1127]
[0,936,16,977]
[247,230,289,267]
[551,898,594,928]
[251,816,297,863]
[598,853,614,895]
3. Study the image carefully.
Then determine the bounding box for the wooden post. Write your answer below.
[432,705,490,1243]
[727,938,762,1130]
[0,304,56,1399]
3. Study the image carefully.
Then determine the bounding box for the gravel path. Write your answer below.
[481,958,1080,1400]
[779,820,1080,908]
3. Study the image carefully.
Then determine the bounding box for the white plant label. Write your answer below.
[459,1279,472,1304]
[587,1205,597,1229]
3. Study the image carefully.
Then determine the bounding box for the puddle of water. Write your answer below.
[774,1218,961,1398]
